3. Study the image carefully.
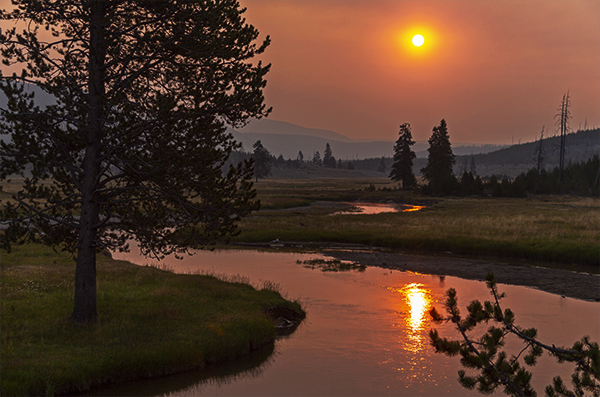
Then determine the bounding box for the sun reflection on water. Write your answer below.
[392,283,434,353]
[402,205,424,212]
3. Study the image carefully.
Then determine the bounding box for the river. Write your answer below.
[91,248,599,396]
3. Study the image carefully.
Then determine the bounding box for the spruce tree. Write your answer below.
[252,140,272,181]
[323,143,337,168]
[389,123,417,189]
[421,119,456,195]
[312,151,322,166]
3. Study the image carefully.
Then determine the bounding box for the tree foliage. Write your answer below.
[0,0,270,323]
[323,142,336,168]
[389,122,416,189]
[377,156,387,173]
[455,155,600,198]
[252,140,271,181]
[312,150,322,166]
[421,119,456,195]
[429,272,600,397]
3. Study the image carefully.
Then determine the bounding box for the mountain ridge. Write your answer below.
[230,118,507,160]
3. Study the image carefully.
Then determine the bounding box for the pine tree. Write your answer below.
[0,0,269,323]
[323,143,337,168]
[470,156,477,176]
[389,123,417,189]
[421,119,456,195]
[430,272,600,397]
[312,151,322,166]
[252,140,272,181]
[377,156,387,173]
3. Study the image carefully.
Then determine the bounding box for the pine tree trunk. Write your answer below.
[71,0,106,324]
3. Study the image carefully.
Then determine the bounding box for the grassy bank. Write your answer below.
[0,245,303,396]
[239,178,600,268]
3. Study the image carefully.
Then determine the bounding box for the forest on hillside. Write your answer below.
[351,128,599,178]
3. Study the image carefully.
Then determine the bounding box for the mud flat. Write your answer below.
[325,250,600,301]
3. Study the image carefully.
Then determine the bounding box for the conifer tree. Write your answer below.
[0,0,270,323]
[252,140,272,181]
[421,119,456,195]
[389,123,417,189]
[312,151,322,166]
[430,273,600,397]
[378,156,387,173]
[323,143,337,168]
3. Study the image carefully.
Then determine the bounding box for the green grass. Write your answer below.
[238,178,600,268]
[0,245,303,396]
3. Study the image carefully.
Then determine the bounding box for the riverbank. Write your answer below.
[239,183,600,266]
[0,245,304,396]
[323,249,600,302]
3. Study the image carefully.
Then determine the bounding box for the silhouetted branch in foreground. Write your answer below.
[429,272,600,397]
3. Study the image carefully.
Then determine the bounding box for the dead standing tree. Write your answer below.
[533,125,545,196]
[555,92,572,186]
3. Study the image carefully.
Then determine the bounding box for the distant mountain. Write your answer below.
[453,128,600,177]
[229,128,410,160]
[231,118,505,160]
[238,118,354,142]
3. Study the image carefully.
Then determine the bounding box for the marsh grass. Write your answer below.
[239,179,599,267]
[0,245,303,396]
[298,258,367,272]
[254,178,420,210]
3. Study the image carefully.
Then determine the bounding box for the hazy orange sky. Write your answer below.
[1,1,598,144]
[239,0,600,144]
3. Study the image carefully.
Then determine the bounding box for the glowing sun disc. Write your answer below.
[412,34,424,47]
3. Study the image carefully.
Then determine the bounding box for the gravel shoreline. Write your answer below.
[323,250,600,302]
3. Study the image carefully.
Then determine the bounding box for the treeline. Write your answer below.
[225,140,360,181]
[468,154,600,197]
[228,126,599,197]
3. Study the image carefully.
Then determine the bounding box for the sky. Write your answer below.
[238,0,600,144]
[0,1,598,144]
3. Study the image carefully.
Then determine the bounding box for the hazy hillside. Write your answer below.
[347,128,599,179]
[231,118,506,160]
[229,129,414,160]
[237,118,353,142]
[455,129,600,177]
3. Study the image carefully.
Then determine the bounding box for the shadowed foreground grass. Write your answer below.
[0,245,303,396]
[239,179,600,268]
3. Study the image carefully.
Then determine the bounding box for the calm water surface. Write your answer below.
[332,202,424,215]
[102,248,599,396]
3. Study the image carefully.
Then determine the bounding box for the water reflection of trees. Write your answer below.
[85,342,278,396]
[161,344,277,397]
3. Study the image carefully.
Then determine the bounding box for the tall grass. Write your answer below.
[239,180,600,268]
[0,245,303,396]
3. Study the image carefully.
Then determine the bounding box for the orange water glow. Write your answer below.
[392,282,434,353]
[402,205,424,212]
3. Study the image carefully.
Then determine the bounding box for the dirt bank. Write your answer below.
[323,250,600,302]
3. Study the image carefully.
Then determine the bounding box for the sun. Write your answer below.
[412,34,425,47]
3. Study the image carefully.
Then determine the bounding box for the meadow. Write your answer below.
[1,176,598,395]
[0,244,303,396]
[237,178,600,269]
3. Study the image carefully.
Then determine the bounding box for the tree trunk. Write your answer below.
[71,0,106,324]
